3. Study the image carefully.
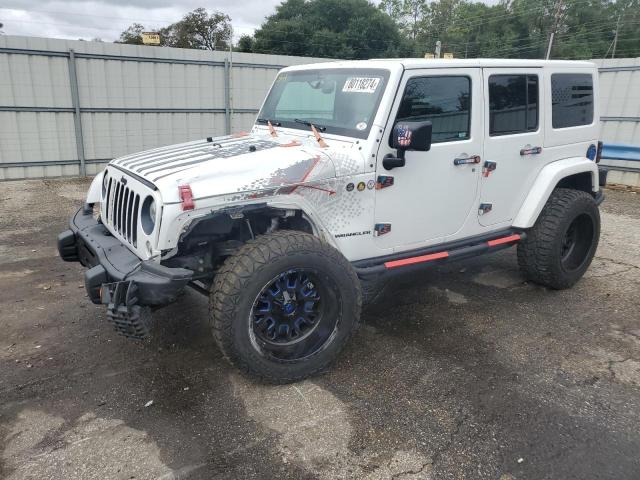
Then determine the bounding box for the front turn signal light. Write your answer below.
[179,185,195,211]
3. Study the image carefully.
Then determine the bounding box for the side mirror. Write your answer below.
[391,120,433,152]
[383,121,433,170]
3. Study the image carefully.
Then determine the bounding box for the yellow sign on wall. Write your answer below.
[424,53,435,59]
[443,53,454,59]
[142,33,161,45]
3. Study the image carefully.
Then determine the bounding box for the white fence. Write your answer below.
[593,58,640,146]
[1,34,638,180]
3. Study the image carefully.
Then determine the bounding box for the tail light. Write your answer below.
[178,185,195,211]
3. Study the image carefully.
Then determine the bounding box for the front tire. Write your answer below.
[517,188,600,289]
[210,231,362,383]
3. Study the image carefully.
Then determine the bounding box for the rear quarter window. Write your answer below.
[551,73,594,129]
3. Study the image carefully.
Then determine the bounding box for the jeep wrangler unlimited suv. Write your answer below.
[59,59,606,382]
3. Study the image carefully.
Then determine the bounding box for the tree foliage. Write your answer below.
[248,0,411,59]
[117,23,145,45]
[117,8,232,50]
[408,0,640,59]
[115,1,639,59]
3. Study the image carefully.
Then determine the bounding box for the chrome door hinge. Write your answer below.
[478,203,493,215]
[482,161,497,178]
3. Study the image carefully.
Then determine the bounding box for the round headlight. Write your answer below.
[141,196,156,235]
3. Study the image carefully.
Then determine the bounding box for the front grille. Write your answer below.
[104,176,140,247]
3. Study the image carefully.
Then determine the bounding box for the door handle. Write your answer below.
[453,155,481,166]
[520,145,542,156]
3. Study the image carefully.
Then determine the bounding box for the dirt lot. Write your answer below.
[1,178,639,480]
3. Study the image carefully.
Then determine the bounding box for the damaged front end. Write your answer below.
[58,207,193,339]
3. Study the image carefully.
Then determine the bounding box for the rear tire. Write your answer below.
[517,188,600,289]
[210,231,362,383]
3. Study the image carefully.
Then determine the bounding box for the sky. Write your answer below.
[0,0,283,42]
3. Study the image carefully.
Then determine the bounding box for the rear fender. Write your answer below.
[513,157,598,229]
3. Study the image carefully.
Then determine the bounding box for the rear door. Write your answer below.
[479,68,546,227]
[374,68,483,250]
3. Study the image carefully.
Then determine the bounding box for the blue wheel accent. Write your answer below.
[250,268,335,360]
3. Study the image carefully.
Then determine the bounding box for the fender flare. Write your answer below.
[512,157,599,229]
[86,170,105,204]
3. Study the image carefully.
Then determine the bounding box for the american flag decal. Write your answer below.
[396,125,412,147]
[376,175,394,190]
[374,223,392,236]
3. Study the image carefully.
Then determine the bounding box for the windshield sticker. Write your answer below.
[342,77,381,93]
[356,122,367,130]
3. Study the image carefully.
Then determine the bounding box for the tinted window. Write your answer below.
[551,73,594,128]
[396,76,471,143]
[489,74,539,136]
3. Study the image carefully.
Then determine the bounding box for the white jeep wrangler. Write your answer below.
[59,59,606,382]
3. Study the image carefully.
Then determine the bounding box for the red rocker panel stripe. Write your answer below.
[384,251,449,269]
[486,234,521,247]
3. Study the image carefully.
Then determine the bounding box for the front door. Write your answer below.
[479,68,545,227]
[374,68,483,251]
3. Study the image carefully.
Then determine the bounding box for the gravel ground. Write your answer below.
[1,179,639,480]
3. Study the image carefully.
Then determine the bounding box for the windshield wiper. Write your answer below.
[294,119,327,132]
[294,119,328,148]
[256,118,281,126]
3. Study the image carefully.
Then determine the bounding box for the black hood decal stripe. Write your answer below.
[146,139,280,181]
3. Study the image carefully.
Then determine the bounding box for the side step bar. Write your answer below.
[353,231,525,279]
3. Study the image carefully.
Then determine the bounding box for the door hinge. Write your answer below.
[376,175,394,189]
[482,161,497,178]
[374,223,392,236]
[478,203,493,215]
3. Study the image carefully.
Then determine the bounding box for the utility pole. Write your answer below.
[545,0,564,60]
[435,40,441,59]
[611,13,622,58]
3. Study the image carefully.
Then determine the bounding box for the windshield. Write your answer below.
[258,68,390,139]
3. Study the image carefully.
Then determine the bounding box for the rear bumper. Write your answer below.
[58,207,192,306]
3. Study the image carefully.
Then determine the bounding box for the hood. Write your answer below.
[108,131,365,202]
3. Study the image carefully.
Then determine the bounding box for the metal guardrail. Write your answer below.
[601,143,640,162]
[600,143,640,178]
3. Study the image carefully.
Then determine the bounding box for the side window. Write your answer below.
[489,74,539,136]
[551,73,594,128]
[396,76,471,143]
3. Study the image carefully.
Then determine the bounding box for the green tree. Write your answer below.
[379,0,427,41]
[236,34,255,52]
[117,9,232,50]
[252,0,411,59]
[160,8,232,50]
[117,23,145,45]
[610,0,640,58]
[402,0,639,60]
